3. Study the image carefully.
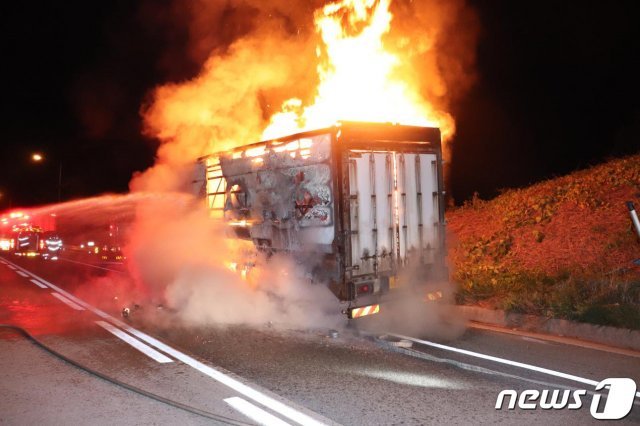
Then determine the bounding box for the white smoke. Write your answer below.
[125,194,340,329]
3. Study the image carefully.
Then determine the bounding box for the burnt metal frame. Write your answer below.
[200,122,446,302]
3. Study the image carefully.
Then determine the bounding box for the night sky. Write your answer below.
[1,0,639,208]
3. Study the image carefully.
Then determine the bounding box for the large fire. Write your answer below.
[263,0,453,140]
[136,0,476,192]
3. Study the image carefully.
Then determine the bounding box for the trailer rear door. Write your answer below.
[348,150,440,278]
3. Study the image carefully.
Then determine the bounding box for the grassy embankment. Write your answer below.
[448,154,640,329]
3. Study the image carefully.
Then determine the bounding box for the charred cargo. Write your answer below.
[193,122,447,312]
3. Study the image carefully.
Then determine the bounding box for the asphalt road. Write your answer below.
[1,253,639,425]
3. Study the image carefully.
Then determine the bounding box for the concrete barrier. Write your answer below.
[457,305,640,352]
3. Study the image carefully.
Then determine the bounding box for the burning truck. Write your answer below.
[193,122,447,318]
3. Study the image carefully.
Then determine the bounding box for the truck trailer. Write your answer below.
[193,122,447,318]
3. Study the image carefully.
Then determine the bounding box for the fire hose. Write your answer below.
[0,324,253,426]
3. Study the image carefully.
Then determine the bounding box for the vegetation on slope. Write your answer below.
[448,154,640,329]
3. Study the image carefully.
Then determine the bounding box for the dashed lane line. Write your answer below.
[96,321,173,364]
[16,271,29,278]
[1,256,332,426]
[118,325,328,426]
[225,397,292,426]
[29,278,48,289]
[51,292,85,311]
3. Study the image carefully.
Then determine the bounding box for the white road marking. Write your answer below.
[95,321,173,364]
[29,278,48,289]
[386,333,640,399]
[16,271,29,277]
[121,327,328,426]
[51,292,85,311]
[225,397,292,426]
[7,265,16,270]
[1,256,331,426]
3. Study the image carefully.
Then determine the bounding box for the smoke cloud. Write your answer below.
[132,1,322,192]
[125,195,340,328]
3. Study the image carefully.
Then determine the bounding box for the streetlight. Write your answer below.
[30,152,62,203]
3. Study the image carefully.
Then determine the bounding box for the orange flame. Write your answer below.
[263,0,454,140]
[136,0,475,193]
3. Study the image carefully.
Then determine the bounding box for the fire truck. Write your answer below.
[0,210,62,259]
[193,122,447,318]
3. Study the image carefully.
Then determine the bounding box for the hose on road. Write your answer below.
[0,324,254,425]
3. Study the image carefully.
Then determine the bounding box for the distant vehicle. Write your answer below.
[0,233,13,252]
[193,122,448,319]
[64,223,127,264]
[0,210,59,258]
[99,244,125,263]
[15,227,42,257]
[0,212,22,252]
